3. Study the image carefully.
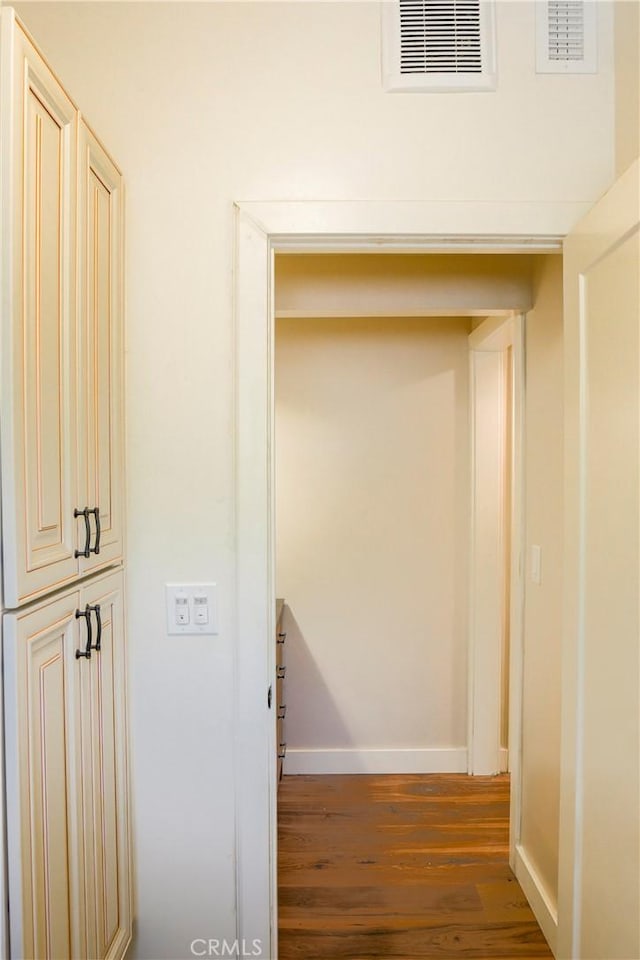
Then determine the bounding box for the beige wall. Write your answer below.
[561,176,639,960]
[10,3,616,956]
[276,254,536,317]
[615,0,640,176]
[520,255,564,910]
[275,316,471,765]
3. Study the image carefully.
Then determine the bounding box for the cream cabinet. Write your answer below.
[76,120,125,579]
[0,10,131,959]
[3,570,132,960]
[0,13,79,607]
[0,10,124,609]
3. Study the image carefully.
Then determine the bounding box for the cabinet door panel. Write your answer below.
[0,11,78,606]
[3,592,85,960]
[81,571,132,959]
[78,121,124,576]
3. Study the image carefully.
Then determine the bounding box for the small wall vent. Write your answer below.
[536,0,597,74]
[382,0,497,92]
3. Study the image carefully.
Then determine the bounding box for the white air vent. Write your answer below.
[382,0,497,92]
[536,0,597,74]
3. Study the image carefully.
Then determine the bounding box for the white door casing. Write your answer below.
[234,200,585,957]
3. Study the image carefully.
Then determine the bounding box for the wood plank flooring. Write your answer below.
[278,774,554,959]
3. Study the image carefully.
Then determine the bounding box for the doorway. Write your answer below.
[273,256,524,787]
[233,199,577,957]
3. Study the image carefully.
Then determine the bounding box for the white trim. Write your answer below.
[276,307,515,320]
[508,314,526,866]
[468,314,524,786]
[284,748,467,776]
[234,200,578,956]
[234,209,276,960]
[468,313,516,351]
[515,843,559,955]
[237,201,586,244]
[468,344,506,776]
[499,746,509,773]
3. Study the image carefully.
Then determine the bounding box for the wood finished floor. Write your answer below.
[278,774,554,960]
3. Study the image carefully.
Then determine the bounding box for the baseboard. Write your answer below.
[499,746,509,772]
[284,747,468,776]
[514,843,558,956]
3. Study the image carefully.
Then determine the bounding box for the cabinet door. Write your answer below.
[77,121,124,577]
[3,591,86,960]
[80,571,132,959]
[0,9,79,607]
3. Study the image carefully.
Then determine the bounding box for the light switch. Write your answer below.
[166,583,218,635]
[193,593,209,625]
[531,545,542,585]
[175,592,190,625]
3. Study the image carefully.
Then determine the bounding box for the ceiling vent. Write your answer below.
[536,0,597,73]
[382,0,497,92]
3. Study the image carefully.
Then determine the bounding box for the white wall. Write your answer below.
[519,255,564,920]
[276,316,470,772]
[10,3,615,957]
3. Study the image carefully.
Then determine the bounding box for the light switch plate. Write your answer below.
[166,583,218,635]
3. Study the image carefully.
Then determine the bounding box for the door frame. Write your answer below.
[233,199,587,957]
[468,312,525,778]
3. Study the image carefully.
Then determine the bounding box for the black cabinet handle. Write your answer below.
[276,665,286,680]
[90,507,101,555]
[89,604,102,651]
[74,508,91,558]
[277,631,287,644]
[75,605,92,659]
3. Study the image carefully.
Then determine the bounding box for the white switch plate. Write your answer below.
[166,583,218,635]
[531,546,542,585]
